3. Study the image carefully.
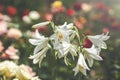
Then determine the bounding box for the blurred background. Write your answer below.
[0,0,120,80]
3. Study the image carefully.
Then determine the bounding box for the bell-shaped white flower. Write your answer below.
[73,53,89,76]
[84,45,103,67]
[29,30,50,66]
[88,32,110,49]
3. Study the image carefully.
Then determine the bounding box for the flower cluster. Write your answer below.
[0,12,41,80]
[29,21,110,76]
[0,60,40,80]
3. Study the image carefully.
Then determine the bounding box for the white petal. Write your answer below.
[101,32,110,41]
[87,57,94,67]
[67,30,74,35]
[70,31,76,40]
[73,65,79,76]
[88,36,100,47]
[33,47,48,64]
[29,39,43,45]
[69,47,77,60]
[78,53,90,70]
[89,53,103,61]
[66,23,73,29]
[85,45,103,60]
[33,43,46,54]
[35,30,43,38]
[32,21,50,28]
[101,41,107,49]
[85,45,98,55]
[59,22,67,29]
[58,42,70,57]
[84,53,94,67]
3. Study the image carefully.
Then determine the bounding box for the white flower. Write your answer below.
[29,30,50,66]
[82,3,92,12]
[84,45,103,67]
[50,22,76,60]
[50,22,74,45]
[73,53,90,76]
[22,15,32,24]
[29,11,40,20]
[88,32,110,49]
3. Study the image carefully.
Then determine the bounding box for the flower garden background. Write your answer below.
[0,0,120,80]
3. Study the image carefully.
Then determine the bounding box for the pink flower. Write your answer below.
[74,21,83,29]
[0,41,4,52]
[0,21,7,35]
[111,22,120,29]
[7,28,22,39]
[102,27,109,34]
[96,2,110,11]
[1,46,19,60]
[44,13,53,21]
[51,6,66,13]
[0,13,11,21]
[20,64,36,77]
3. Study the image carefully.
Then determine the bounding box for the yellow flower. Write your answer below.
[0,61,18,78]
[51,1,62,8]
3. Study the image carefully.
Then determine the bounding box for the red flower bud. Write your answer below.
[23,9,29,16]
[83,38,92,48]
[7,6,17,16]
[67,9,75,16]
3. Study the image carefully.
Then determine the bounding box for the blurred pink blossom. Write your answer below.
[7,28,22,39]
[20,64,36,77]
[111,22,120,29]
[96,2,110,11]
[0,13,11,21]
[102,27,109,34]
[1,46,19,60]
[0,21,7,35]
[74,21,83,29]
[0,13,8,35]
[0,41,4,52]
[44,13,53,21]
[51,6,66,13]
